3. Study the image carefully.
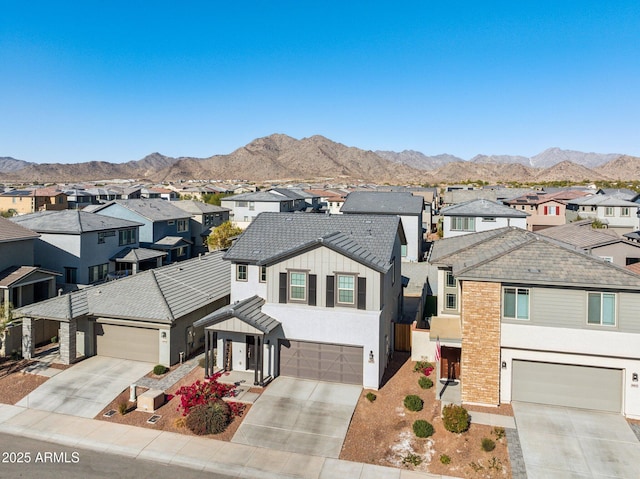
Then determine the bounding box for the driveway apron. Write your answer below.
[17,356,154,418]
[231,377,361,458]
[513,402,640,478]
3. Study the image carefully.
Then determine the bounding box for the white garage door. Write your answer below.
[95,323,159,363]
[512,360,622,413]
[279,339,363,385]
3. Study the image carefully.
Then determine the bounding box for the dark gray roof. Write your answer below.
[443,188,534,206]
[11,210,142,234]
[171,200,230,215]
[340,191,423,215]
[624,231,640,241]
[0,217,39,243]
[222,191,295,203]
[110,247,167,262]
[14,251,230,322]
[429,228,510,264]
[224,212,401,273]
[194,295,280,334]
[441,199,529,218]
[93,199,191,221]
[429,227,640,290]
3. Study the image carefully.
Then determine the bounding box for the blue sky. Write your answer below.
[1,1,639,163]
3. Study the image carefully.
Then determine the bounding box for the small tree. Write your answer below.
[207,221,243,250]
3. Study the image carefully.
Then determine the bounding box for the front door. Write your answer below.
[440,346,461,380]
[246,336,256,370]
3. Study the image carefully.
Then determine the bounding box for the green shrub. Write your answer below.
[153,364,168,375]
[402,453,423,467]
[185,401,231,435]
[403,394,424,412]
[118,402,128,415]
[365,392,377,402]
[481,437,496,452]
[413,361,433,372]
[418,376,433,389]
[442,404,470,433]
[412,419,434,438]
[493,426,505,440]
[50,336,57,343]
[440,454,451,465]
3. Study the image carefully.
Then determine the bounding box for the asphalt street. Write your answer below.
[0,433,235,479]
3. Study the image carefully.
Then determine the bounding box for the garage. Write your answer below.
[512,360,623,413]
[95,323,159,363]
[279,339,363,385]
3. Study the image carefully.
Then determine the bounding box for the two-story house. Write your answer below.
[340,191,423,262]
[428,226,640,418]
[92,199,193,263]
[10,210,150,286]
[0,188,68,215]
[172,200,231,256]
[221,189,314,229]
[567,194,640,234]
[504,190,591,231]
[194,212,404,390]
[440,199,528,238]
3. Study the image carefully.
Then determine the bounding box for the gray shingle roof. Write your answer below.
[222,191,294,203]
[14,251,230,322]
[429,228,510,264]
[429,227,640,289]
[0,217,39,243]
[568,195,639,207]
[537,220,622,249]
[171,200,230,215]
[194,295,280,334]
[110,247,167,262]
[11,210,142,234]
[224,212,401,273]
[441,199,529,217]
[340,191,423,215]
[94,199,191,221]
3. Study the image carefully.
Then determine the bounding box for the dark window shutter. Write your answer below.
[279,273,287,303]
[308,274,317,306]
[357,277,367,310]
[326,275,335,308]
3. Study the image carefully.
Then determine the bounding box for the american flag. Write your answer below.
[435,336,441,362]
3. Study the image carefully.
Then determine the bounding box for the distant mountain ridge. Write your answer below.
[0,136,637,184]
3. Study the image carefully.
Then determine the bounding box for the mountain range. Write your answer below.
[1,135,639,184]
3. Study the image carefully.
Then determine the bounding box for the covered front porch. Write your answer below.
[194,295,281,387]
[108,247,167,278]
[429,315,463,406]
[0,266,59,308]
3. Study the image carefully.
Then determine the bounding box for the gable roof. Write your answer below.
[537,220,624,249]
[0,266,60,288]
[93,199,191,221]
[441,199,529,218]
[568,195,639,207]
[340,191,423,215]
[171,200,230,215]
[0,217,39,243]
[14,251,230,323]
[430,227,640,290]
[224,212,402,273]
[10,210,142,234]
[222,190,299,203]
[194,295,280,334]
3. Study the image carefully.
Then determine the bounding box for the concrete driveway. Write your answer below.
[513,402,640,478]
[231,377,361,458]
[17,356,153,418]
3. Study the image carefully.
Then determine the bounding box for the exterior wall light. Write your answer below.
[501,361,507,369]
[161,331,167,340]
[369,351,375,363]
[633,373,638,382]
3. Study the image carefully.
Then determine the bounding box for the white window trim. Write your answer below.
[288,271,307,302]
[259,265,267,283]
[502,287,530,320]
[587,292,617,327]
[236,264,248,282]
[336,273,356,306]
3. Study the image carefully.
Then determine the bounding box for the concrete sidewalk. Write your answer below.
[0,404,452,479]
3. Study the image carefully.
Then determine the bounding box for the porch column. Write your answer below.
[211,332,217,377]
[254,334,261,386]
[204,329,211,378]
[59,319,77,365]
[21,317,34,360]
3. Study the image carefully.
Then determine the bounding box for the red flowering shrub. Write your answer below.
[174,371,243,416]
[422,366,434,376]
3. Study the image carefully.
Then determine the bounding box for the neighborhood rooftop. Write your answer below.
[10,210,143,234]
[93,198,191,221]
[14,251,230,323]
[441,199,529,217]
[340,191,423,215]
[0,216,39,243]
[223,212,402,273]
[537,219,622,249]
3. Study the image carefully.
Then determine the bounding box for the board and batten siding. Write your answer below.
[267,245,381,311]
[502,286,640,334]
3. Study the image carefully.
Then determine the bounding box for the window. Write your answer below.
[444,271,457,311]
[118,228,136,246]
[176,246,187,257]
[543,206,559,216]
[177,219,188,232]
[621,207,630,217]
[599,256,613,263]
[236,264,248,281]
[445,271,456,288]
[289,272,306,301]
[259,265,267,283]
[604,207,614,216]
[503,287,530,320]
[167,220,175,225]
[450,216,475,231]
[64,267,77,284]
[445,293,457,310]
[482,217,496,222]
[337,274,356,304]
[249,201,255,211]
[204,214,212,226]
[88,264,109,283]
[236,201,248,207]
[98,232,106,244]
[587,293,616,326]
[401,244,407,258]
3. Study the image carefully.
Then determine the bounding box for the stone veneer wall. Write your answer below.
[461,280,501,405]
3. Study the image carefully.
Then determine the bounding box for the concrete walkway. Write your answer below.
[0,404,452,479]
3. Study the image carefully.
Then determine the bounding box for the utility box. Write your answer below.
[136,389,165,413]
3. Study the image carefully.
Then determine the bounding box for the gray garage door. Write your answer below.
[279,339,363,385]
[95,323,159,363]
[512,360,622,413]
